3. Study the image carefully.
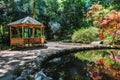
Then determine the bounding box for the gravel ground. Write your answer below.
[0,42,84,80]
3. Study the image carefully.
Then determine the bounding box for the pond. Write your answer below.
[42,50,120,80]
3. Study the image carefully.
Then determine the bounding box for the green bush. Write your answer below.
[72,27,99,44]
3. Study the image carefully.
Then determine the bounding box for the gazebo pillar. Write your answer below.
[40,25,44,36]
[41,25,44,46]
[22,26,24,46]
[10,26,12,46]
[32,27,35,46]
[42,26,44,36]
[32,28,35,38]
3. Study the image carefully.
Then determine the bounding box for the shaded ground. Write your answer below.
[0,42,88,80]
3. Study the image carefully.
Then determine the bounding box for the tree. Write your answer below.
[86,4,105,27]
[100,10,120,44]
[0,0,118,41]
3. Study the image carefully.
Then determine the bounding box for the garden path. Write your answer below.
[0,42,92,80]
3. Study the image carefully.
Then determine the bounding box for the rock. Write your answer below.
[49,57,61,62]
[35,70,52,80]
[35,70,46,80]
[59,77,63,80]
[16,76,27,80]
[43,77,52,80]
[91,41,103,45]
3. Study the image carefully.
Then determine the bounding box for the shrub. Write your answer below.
[72,27,99,44]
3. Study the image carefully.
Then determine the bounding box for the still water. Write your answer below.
[43,50,120,80]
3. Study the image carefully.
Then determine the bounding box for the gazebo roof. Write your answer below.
[8,16,42,26]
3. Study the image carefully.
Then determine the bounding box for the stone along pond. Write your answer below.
[15,46,120,80]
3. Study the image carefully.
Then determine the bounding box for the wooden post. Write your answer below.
[22,26,24,46]
[41,25,44,36]
[32,27,35,46]
[10,26,12,47]
[41,26,44,46]
[32,28,34,38]
[40,27,42,36]
[42,26,44,36]
[28,26,30,47]
[43,26,44,45]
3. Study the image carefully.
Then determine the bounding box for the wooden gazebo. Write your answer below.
[8,16,45,46]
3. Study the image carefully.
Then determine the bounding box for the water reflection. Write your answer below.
[43,50,120,80]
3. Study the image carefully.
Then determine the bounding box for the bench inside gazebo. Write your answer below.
[8,16,45,47]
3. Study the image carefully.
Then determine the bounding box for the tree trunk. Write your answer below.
[111,51,116,64]
[32,0,36,19]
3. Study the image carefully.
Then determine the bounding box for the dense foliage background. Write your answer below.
[1,1,120,79]
[0,0,120,45]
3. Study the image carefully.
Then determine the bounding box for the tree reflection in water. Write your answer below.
[43,50,120,80]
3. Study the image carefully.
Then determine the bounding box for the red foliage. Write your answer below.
[111,10,118,15]
[96,58,105,67]
[86,4,104,26]
[98,33,105,41]
[89,71,103,80]
[100,10,120,44]
[87,4,120,44]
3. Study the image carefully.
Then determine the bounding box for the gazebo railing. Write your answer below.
[24,38,41,44]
